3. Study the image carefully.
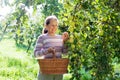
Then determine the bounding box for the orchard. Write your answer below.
[0,0,120,80]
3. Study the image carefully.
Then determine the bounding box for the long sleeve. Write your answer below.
[34,35,47,57]
[62,43,68,54]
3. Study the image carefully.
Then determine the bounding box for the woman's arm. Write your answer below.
[34,35,55,57]
[34,35,47,57]
[62,32,69,54]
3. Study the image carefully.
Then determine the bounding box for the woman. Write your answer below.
[34,15,69,80]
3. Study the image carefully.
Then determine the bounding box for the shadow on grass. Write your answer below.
[15,43,33,53]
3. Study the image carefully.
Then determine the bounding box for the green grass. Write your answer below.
[0,39,38,80]
[0,39,71,80]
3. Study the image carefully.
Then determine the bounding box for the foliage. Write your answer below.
[60,0,120,80]
[0,0,64,52]
[0,0,120,80]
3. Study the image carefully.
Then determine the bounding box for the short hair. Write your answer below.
[44,15,59,26]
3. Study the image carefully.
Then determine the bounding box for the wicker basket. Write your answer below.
[37,52,69,74]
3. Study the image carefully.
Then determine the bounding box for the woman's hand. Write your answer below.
[62,32,69,42]
[47,47,55,54]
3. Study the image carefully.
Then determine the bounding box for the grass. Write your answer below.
[0,39,38,80]
[0,39,71,80]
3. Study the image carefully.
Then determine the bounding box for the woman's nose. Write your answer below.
[52,25,55,27]
[52,26,54,28]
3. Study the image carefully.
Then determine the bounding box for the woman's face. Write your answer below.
[46,19,58,35]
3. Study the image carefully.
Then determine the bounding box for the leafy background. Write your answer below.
[0,0,120,80]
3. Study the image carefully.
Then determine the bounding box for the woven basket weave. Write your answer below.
[37,52,69,74]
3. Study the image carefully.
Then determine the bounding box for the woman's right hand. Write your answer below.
[47,47,55,54]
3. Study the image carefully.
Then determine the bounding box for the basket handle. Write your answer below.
[52,50,56,59]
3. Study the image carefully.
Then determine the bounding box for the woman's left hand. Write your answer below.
[62,32,69,42]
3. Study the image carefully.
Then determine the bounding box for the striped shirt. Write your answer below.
[34,34,67,58]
